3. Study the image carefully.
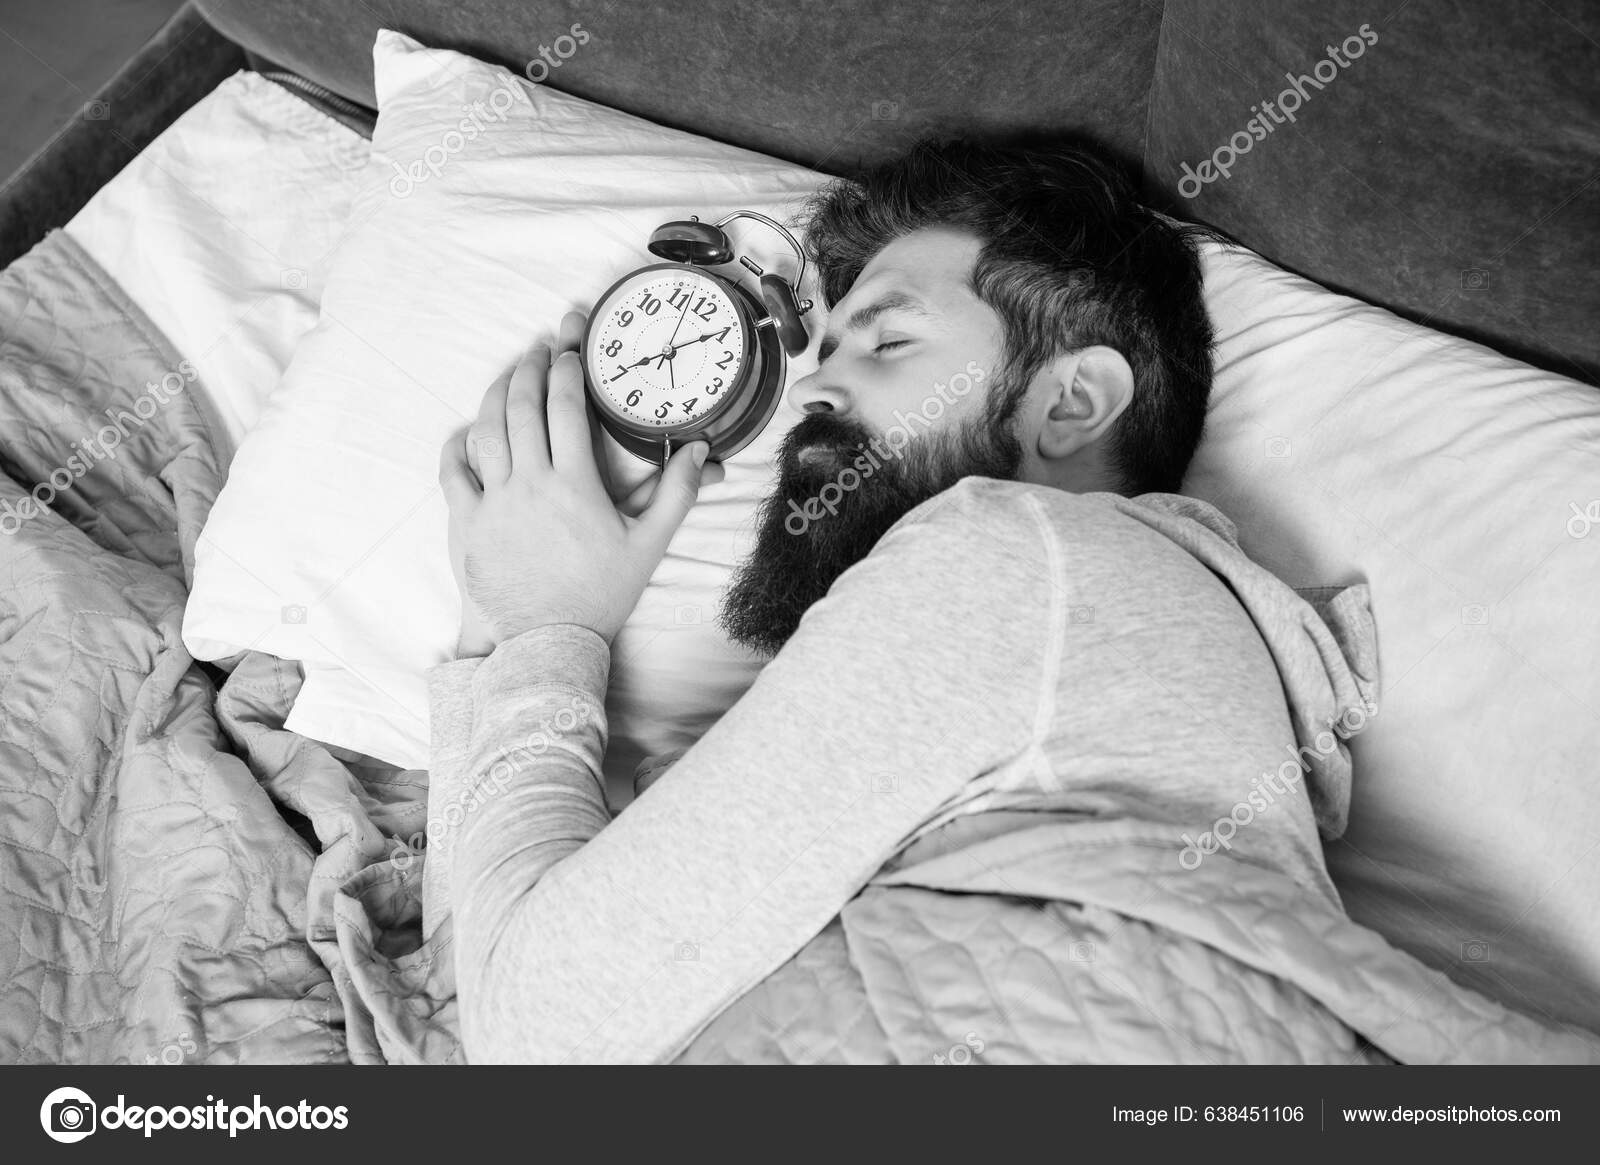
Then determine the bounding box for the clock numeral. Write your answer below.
[715,351,734,369]
[638,292,663,316]
[654,402,671,419]
[618,309,635,327]
[604,339,623,357]
[626,389,642,407]
[667,287,690,310]
[682,398,699,414]
[692,296,718,321]
[706,378,720,396]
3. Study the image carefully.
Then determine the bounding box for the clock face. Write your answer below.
[585,267,748,432]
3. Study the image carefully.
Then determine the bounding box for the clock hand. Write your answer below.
[665,284,695,349]
[610,353,657,380]
[679,326,732,349]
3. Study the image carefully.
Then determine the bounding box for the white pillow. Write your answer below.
[183,30,826,790]
[64,70,369,456]
[1183,244,1600,1033]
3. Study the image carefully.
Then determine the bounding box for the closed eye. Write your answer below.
[874,339,910,354]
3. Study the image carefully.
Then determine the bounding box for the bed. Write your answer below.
[1,0,1597,1064]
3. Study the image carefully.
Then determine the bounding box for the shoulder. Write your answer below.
[808,479,1062,632]
[830,479,1086,616]
[792,479,1064,692]
[871,479,1245,598]
[879,477,1168,556]
[877,477,1062,554]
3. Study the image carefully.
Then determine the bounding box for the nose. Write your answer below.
[785,367,851,417]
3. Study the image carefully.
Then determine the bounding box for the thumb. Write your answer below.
[618,455,725,518]
[638,441,711,549]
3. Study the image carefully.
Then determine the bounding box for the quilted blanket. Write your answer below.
[677,815,1600,1063]
[0,231,395,1063]
[336,802,1600,1064]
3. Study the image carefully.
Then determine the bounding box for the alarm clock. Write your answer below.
[581,211,812,465]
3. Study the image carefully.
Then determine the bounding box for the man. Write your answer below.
[425,139,1379,1063]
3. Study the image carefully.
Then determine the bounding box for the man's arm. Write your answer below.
[448,480,1060,1062]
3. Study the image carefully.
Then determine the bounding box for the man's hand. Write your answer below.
[439,312,718,654]
[446,498,500,659]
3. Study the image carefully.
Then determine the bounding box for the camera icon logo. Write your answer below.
[1461,604,1487,626]
[40,1086,96,1143]
[870,773,899,794]
[1460,268,1489,292]
[1068,605,1095,625]
[870,99,902,121]
[281,268,308,290]
[1461,939,1491,963]
[1069,940,1097,963]
[933,1032,985,1065]
[82,100,110,121]
[281,604,308,624]
[674,940,700,962]
[1264,436,1292,458]
[672,605,702,625]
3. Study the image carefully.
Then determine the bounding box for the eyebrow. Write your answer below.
[816,290,937,364]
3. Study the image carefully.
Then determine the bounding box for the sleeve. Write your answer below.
[449,478,1063,1062]
[421,655,496,941]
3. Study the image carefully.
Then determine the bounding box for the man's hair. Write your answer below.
[804,137,1215,495]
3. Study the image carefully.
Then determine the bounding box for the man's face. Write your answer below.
[720,227,1022,656]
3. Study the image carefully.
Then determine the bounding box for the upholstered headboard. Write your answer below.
[189,0,1597,384]
[198,0,1164,171]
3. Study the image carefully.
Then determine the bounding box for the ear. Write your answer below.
[1033,346,1135,462]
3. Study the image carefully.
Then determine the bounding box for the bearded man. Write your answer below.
[426,138,1378,1063]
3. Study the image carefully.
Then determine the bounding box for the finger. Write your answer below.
[637,441,711,551]
[617,471,658,518]
[469,364,515,487]
[618,458,725,518]
[592,419,658,505]
[596,421,641,486]
[558,311,586,355]
[503,343,553,477]
[445,425,485,490]
[545,349,603,489]
[438,429,482,513]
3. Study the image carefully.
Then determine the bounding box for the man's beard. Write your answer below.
[719,395,1023,657]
